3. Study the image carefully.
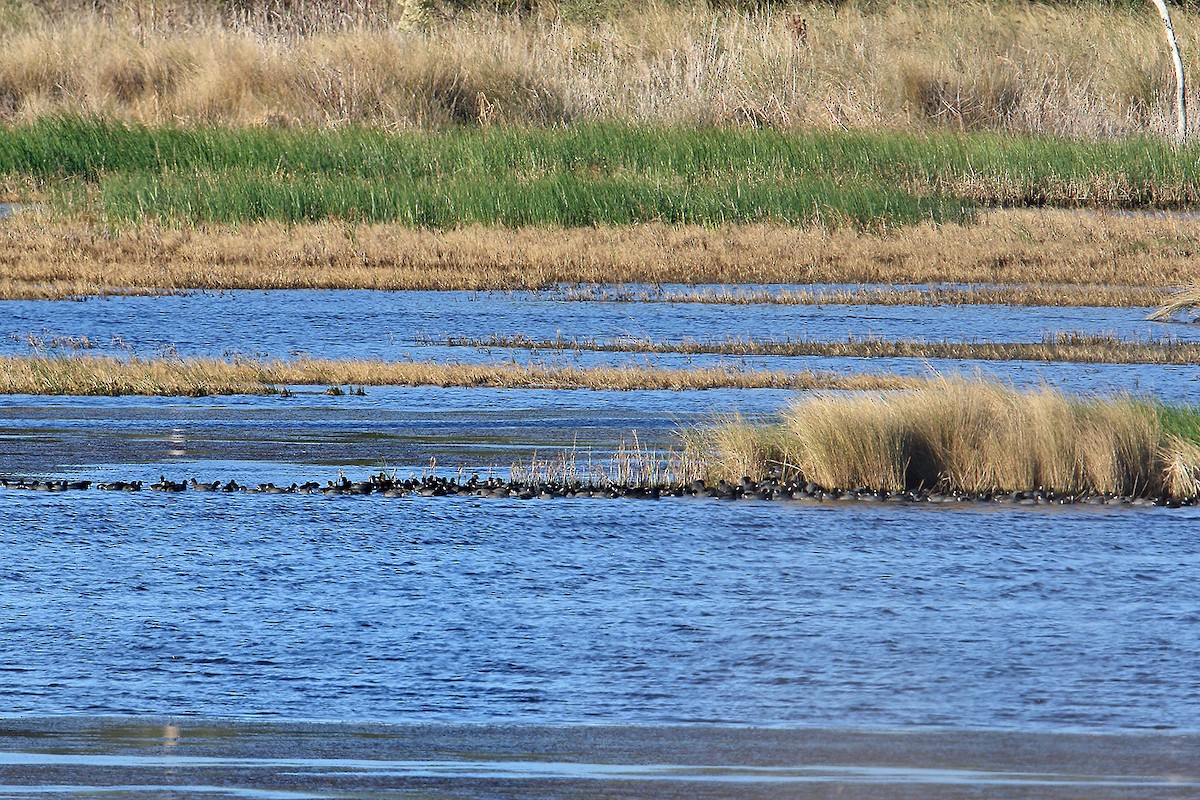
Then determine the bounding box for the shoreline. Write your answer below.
[0,716,1192,799]
[3,473,1195,508]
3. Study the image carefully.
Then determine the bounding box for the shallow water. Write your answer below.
[3,288,1199,798]
[0,719,1194,800]
[0,388,791,480]
[0,491,1197,731]
[2,290,1193,362]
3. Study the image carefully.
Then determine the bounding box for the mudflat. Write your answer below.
[0,718,1195,800]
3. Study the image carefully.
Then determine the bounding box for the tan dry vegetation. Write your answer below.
[0,1,1197,136]
[562,285,1172,308]
[1149,285,1200,321]
[0,354,922,395]
[447,332,1200,366]
[0,209,1194,300]
[691,379,1200,497]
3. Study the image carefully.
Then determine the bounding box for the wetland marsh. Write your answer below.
[3,0,1200,793]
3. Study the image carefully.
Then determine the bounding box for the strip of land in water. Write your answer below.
[0,355,922,395]
[440,332,1200,365]
[0,211,1193,300]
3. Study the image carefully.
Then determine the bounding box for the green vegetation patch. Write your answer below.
[4,119,1200,226]
[1158,402,1200,446]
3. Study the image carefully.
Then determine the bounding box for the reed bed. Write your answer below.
[688,379,1200,498]
[0,210,1193,299]
[0,354,923,395]
[442,332,1200,366]
[0,1,1198,139]
[4,121,1200,225]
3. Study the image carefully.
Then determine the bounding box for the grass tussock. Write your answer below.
[0,210,1194,299]
[690,380,1200,498]
[0,354,923,395]
[447,332,1200,366]
[0,1,1198,139]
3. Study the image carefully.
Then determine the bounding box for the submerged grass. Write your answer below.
[443,332,1200,366]
[688,379,1200,498]
[0,354,922,395]
[0,210,1194,299]
[4,120,1200,226]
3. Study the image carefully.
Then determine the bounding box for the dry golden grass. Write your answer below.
[691,379,1200,497]
[0,209,1193,299]
[1149,285,1200,321]
[451,332,1200,365]
[0,354,923,395]
[0,1,1198,137]
[567,286,1172,308]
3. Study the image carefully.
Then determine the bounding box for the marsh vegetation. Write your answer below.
[687,380,1200,499]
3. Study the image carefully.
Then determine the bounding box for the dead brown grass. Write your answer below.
[0,354,923,395]
[0,209,1194,300]
[1149,285,1200,321]
[445,332,1200,366]
[690,379,1200,497]
[559,285,1172,308]
[1,1,1198,137]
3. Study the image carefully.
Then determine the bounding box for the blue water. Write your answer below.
[2,290,1193,361]
[0,491,1196,731]
[1,286,1198,763]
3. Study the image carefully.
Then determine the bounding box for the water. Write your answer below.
[2,287,1199,797]
[1,492,1197,730]
[2,290,1193,361]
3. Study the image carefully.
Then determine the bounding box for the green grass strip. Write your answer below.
[4,118,1199,226]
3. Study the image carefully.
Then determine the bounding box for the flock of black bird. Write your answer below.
[0,471,1193,506]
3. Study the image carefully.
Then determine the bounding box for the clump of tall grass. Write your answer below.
[690,380,1200,498]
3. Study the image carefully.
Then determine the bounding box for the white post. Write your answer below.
[1149,0,1188,143]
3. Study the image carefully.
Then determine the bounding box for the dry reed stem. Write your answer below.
[0,210,1193,300]
[447,332,1200,366]
[693,379,1198,497]
[1,2,1199,137]
[0,354,924,395]
[1148,285,1200,321]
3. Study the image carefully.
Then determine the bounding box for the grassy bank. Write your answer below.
[442,333,1200,366]
[687,380,1200,498]
[0,211,1193,299]
[4,121,1200,226]
[0,2,1196,139]
[0,354,922,395]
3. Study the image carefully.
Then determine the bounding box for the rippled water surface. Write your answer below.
[1,491,1197,731]
[2,286,1199,797]
[3,290,1195,360]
